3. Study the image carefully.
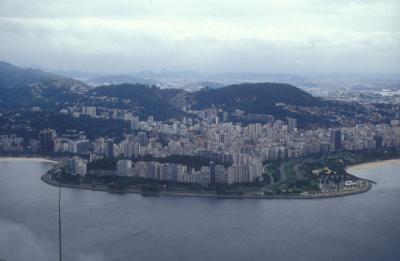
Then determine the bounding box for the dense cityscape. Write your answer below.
[0,61,398,197]
[1,99,399,194]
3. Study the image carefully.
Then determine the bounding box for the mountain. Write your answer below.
[134,70,204,80]
[87,74,158,86]
[192,82,323,114]
[88,84,187,120]
[0,61,54,89]
[88,82,326,122]
[0,61,338,125]
[193,81,224,89]
[209,73,317,88]
[48,69,98,80]
[0,61,89,108]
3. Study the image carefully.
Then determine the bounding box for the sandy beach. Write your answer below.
[0,157,58,164]
[347,159,400,173]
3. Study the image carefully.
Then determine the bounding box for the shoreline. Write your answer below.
[40,171,372,200]
[0,156,59,164]
[3,155,399,200]
[346,159,400,173]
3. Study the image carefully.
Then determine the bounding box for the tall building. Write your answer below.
[123,140,140,158]
[137,132,148,146]
[210,161,216,185]
[39,129,56,152]
[222,111,229,122]
[330,130,342,151]
[106,139,114,158]
[82,106,96,117]
[130,116,140,130]
[374,136,383,149]
[70,156,87,177]
[215,164,226,184]
[75,140,90,154]
[288,118,297,132]
[117,160,132,176]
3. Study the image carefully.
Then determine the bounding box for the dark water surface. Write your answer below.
[0,158,399,261]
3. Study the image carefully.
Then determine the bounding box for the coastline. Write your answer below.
[40,169,373,201]
[4,155,399,200]
[0,156,59,164]
[40,170,372,200]
[346,159,400,173]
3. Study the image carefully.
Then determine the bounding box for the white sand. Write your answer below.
[347,159,400,173]
[0,157,58,164]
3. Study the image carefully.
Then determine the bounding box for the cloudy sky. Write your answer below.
[0,0,399,74]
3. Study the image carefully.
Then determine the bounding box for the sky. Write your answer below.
[0,0,399,74]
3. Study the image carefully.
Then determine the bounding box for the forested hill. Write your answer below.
[88,84,188,120]
[0,61,346,125]
[192,82,324,113]
[0,61,53,89]
[0,61,88,108]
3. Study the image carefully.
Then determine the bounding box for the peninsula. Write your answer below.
[38,148,400,199]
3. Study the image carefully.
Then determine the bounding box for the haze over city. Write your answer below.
[1,0,399,74]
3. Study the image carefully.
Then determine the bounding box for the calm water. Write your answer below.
[0,158,399,261]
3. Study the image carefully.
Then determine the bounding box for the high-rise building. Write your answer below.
[117,160,132,176]
[69,156,87,177]
[130,116,140,130]
[123,140,140,158]
[39,129,56,152]
[137,132,148,146]
[288,118,297,132]
[215,164,226,184]
[222,111,229,122]
[82,106,96,117]
[374,136,383,149]
[210,161,216,185]
[330,130,342,151]
[106,139,114,158]
[73,139,90,154]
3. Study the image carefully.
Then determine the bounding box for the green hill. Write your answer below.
[0,61,53,89]
[192,82,323,114]
[0,61,346,126]
[89,84,187,120]
[0,61,87,108]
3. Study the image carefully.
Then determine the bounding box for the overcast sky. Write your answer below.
[0,0,399,74]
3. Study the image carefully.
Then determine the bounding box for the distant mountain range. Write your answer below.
[0,60,359,125]
[17,61,400,90]
[23,62,400,94]
[87,75,159,86]
[87,72,317,90]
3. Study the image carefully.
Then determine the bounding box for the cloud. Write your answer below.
[0,0,399,73]
[2,17,398,51]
